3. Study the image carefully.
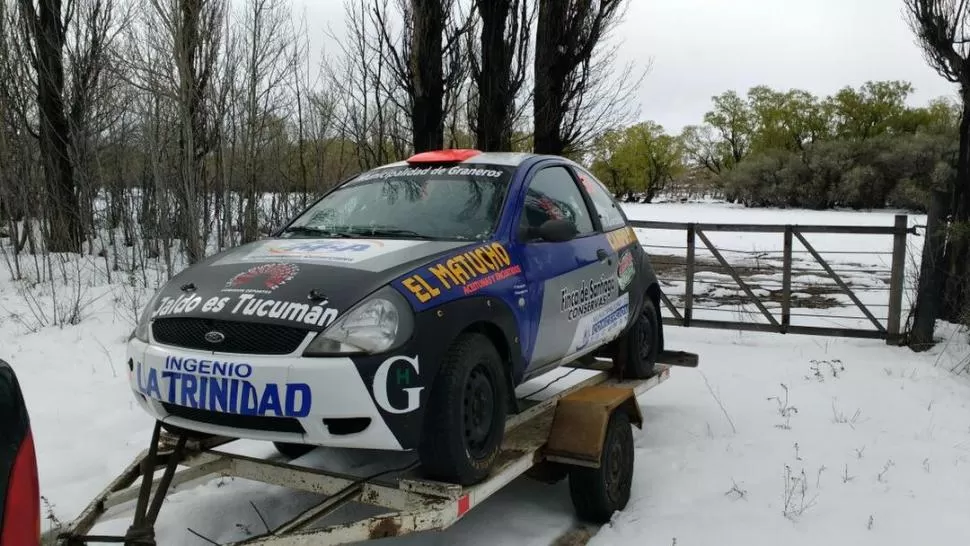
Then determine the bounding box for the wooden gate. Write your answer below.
[629,215,915,344]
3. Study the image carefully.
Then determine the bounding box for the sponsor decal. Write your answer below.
[373,355,424,414]
[135,357,311,418]
[354,165,504,182]
[617,250,635,291]
[240,239,419,265]
[569,293,630,354]
[151,292,338,328]
[224,263,299,294]
[606,226,637,251]
[400,242,521,303]
[561,273,618,321]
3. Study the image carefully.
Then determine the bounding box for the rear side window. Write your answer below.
[575,167,627,231]
[519,166,595,237]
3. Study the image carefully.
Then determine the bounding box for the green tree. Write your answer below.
[748,86,830,152]
[590,121,684,202]
[827,80,915,140]
[589,128,627,195]
[703,90,753,167]
[680,124,729,175]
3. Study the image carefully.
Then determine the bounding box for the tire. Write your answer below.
[568,410,635,523]
[418,333,508,486]
[615,296,660,379]
[273,442,316,459]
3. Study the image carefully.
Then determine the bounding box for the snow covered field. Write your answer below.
[4,201,969,545]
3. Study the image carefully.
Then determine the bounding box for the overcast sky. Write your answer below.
[294,0,959,134]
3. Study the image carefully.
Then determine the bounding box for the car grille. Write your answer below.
[152,318,308,355]
[161,402,306,434]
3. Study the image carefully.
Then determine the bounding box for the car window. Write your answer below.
[574,167,627,231]
[519,166,595,238]
[283,164,513,241]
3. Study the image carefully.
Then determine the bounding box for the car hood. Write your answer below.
[148,237,472,330]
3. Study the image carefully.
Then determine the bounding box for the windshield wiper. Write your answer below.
[281,226,356,238]
[352,227,436,240]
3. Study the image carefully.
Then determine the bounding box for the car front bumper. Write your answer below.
[126,338,404,451]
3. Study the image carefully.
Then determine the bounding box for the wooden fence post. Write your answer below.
[685,223,695,327]
[886,214,908,345]
[782,226,792,333]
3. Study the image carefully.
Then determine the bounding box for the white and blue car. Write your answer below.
[127,149,665,485]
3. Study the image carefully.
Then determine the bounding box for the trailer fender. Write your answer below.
[543,385,643,468]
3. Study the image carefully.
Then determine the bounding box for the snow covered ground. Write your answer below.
[4,201,969,546]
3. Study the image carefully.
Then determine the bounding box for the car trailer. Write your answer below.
[48,351,697,546]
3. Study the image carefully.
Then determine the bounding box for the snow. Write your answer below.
[4,201,969,546]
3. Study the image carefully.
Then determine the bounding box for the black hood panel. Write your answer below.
[149,238,471,330]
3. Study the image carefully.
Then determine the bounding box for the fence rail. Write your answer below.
[630,215,916,345]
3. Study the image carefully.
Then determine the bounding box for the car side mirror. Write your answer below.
[531,219,578,243]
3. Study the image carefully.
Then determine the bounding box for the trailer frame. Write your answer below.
[50,351,697,546]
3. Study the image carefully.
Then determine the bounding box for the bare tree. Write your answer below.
[65,0,128,254]
[329,0,409,169]
[469,0,533,151]
[533,0,638,156]
[17,0,86,252]
[372,0,471,153]
[904,0,970,345]
[127,0,226,264]
[236,0,292,242]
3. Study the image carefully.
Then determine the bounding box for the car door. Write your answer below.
[517,164,617,376]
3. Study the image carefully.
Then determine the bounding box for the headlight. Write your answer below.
[303,287,413,356]
[130,291,161,342]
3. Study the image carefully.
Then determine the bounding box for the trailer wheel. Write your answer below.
[616,297,659,379]
[273,442,315,459]
[568,410,634,524]
[419,333,507,486]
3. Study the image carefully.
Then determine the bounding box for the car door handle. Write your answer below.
[596,248,611,263]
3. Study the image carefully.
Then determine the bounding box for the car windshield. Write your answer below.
[282,164,513,241]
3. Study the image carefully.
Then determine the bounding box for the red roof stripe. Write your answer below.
[407,149,482,164]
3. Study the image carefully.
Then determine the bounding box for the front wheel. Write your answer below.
[614,296,660,379]
[418,333,508,486]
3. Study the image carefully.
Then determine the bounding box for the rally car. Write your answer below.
[127,149,665,485]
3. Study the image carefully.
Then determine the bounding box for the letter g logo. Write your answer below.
[373,355,424,414]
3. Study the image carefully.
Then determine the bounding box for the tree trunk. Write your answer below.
[176,0,210,264]
[940,93,970,321]
[475,0,513,151]
[410,0,445,153]
[26,0,84,253]
[533,0,567,155]
[910,189,949,350]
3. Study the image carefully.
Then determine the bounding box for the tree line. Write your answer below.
[589,80,961,211]
[0,0,967,350]
[0,0,639,271]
